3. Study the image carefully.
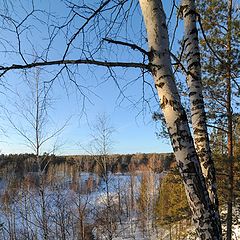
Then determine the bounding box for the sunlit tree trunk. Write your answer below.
[139,0,221,238]
[181,0,221,232]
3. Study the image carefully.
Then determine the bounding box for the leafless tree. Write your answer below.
[82,113,118,239]
[0,0,228,238]
[1,68,70,240]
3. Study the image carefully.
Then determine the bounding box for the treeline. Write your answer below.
[0,152,174,180]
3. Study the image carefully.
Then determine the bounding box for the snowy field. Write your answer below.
[0,171,239,239]
[0,171,165,239]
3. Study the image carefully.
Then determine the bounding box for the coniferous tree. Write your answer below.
[197,1,239,238]
[154,172,190,226]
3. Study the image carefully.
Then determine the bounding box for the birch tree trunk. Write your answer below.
[139,0,221,238]
[181,0,221,233]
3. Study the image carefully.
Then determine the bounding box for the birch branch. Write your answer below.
[0,59,149,77]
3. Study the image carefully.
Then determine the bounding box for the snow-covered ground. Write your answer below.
[0,171,162,239]
[0,171,239,239]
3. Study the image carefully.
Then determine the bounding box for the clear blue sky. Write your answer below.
[0,0,183,155]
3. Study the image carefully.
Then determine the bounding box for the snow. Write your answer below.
[0,172,239,239]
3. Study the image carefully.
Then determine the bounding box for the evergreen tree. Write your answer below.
[138,173,149,214]
[197,0,239,117]
[197,1,239,238]
[154,172,190,226]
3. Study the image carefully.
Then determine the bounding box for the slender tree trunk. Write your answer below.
[226,1,234,239]
[80,214,85,240]
[40,189,48,240]
[130,173,135,211]
[139,0,221,238]
[181,0,221,233]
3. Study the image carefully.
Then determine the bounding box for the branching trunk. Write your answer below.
[139,0,221,238]
[181,0,221,232]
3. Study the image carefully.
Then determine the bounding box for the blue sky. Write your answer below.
[0,0,183,155]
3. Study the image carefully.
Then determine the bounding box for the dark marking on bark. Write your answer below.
[179,5,188,17]
[159,74,172,80]
[185,41,192,50]
[195,137,206,143]
[189,91,197,97]
[160,95,168,109]
[152,67,157,77]
[155,82,165,88]
[188,61,200,69]
[171,110,193,152]
[203,161,211,169]
[161,23,167,30]
[183,161,196,173]
[193,128,205,134]
[184,9,197,18]
[192,99,203,106]
[178,161,184,173]
[180,110,188,121]
[148,47,154,62]
[190,28,198,35]
[193,52,200,58]
[169,99,178,110]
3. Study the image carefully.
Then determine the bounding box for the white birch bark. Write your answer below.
[139,0,221,238]
[181,0,221,232]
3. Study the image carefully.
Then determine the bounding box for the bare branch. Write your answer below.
[62,0,111,60]
[0,59,149,77]
[39,117,70,147]
[103,37,148,55]
[6,113,37,150]
[206,124,228,133]
[102,37,191,79]
[232,77,240,92]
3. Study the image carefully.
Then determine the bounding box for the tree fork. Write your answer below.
[139,0,221,238]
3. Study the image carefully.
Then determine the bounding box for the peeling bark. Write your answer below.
[181,0,221,233]
[139,0,221,238]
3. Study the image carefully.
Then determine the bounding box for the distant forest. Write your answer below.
[0,153,175,179]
